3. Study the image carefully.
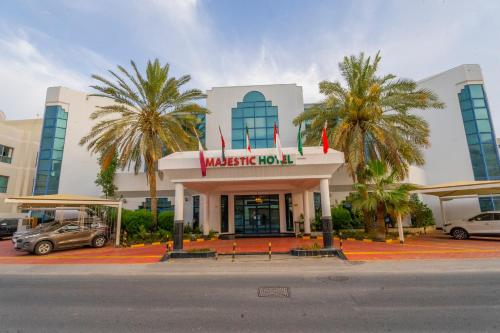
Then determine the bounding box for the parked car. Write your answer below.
[443,211,500,239]
[12,221,108,255]
[0,218,19,238]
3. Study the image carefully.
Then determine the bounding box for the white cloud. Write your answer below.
[3,0,500,132]
[0,34,91,119]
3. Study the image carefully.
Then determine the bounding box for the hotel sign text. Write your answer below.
[205,154,294,168]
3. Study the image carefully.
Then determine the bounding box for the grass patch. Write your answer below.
[186,248,213,253]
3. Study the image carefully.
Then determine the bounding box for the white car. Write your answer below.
[443,211,500,240]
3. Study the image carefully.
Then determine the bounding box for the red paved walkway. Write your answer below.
[0,234,499,264]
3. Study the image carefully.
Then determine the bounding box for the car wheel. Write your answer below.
[34,241,53,255]
[92,235,107,248]
[451,228,469,240]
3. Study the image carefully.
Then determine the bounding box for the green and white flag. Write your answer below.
[297,122,303,156]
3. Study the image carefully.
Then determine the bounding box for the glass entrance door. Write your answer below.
[234,195,280,234]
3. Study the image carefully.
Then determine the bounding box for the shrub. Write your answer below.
[311,216,322,232]
[121,209,153,235]
[158,211,174,232]
[409,195,435,227]
[183,224,193,234]
[331,206,353,230]
[208,230,218,239]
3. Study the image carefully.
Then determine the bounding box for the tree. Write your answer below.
[80,59,207,228]
[409,194,435,227]
[95,152,118,198]
[293,52,443,231]
[351,160,414,241]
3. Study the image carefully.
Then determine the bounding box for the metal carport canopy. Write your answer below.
[412,180,500,224]
[4,194,123,246]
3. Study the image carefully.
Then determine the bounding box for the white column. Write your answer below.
[320,178,331,217]
[174,183,184,221]
[209,194,219,233]
[228,195,235,234]
[439,198,447,227]
[303,190,311,234]
[201,194,209,236]
[114,201,123,247]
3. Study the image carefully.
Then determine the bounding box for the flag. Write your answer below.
[297,122,303,156]
[274,122,283,163]
[245,124,251,152]
[198,139,207,177]
[322,121,329,154]
[218,126,226,161]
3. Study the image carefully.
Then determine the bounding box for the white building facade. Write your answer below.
[27,64,500,232]
[0,113,42,215]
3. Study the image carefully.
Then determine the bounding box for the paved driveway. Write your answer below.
[0,233,499,264]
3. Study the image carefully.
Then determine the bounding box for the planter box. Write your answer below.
[290,248,347,260]
[161,250,216,261]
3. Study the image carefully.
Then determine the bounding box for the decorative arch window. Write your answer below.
[231,91,278,149]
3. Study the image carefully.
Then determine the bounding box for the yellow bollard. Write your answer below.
[268,242,272,260]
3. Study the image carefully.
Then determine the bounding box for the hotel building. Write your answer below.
[4,64,499,234]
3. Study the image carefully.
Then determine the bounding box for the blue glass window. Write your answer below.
[0,175,8,193]
[458,84,500,211]
[231,91,278,149]
[33,105,68,195]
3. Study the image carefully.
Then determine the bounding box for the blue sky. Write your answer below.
[1,0,500,129]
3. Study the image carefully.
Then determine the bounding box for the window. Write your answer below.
[458,84,500,210]
[0,175,8,193]
[471,213,493,221]
[139,197,174,213]
[33,105,68,195]
[220,195,228,233]
[59,224,80,232]
[193,195,200,229]
[231,91,278,149]
[0,144,13,164]
[285,193,293,232]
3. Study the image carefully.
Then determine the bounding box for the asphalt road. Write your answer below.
[1,261,500,332]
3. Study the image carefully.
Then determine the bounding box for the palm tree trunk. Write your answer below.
[375,203,386,241]
[356,133,374,234]
[148,163,158,230]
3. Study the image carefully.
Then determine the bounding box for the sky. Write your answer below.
[1,0,500,128]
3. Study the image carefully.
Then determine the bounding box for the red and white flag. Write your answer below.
[218,126,226,161]
[274,122,283,163]
[245,124,251,153]
[322,120,329,154]
[198,139,207,177]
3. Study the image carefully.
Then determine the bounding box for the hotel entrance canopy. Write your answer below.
[159,146,344,192]
[159,146,344,239]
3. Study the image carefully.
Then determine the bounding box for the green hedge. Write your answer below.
[331,206,353,230]
[122,209,153,235]
[121,209,174,244]
[158,211,174,232]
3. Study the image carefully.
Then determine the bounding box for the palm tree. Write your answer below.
[294,52,443,231]
[80,59,207,227]
[351,160,414,241]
